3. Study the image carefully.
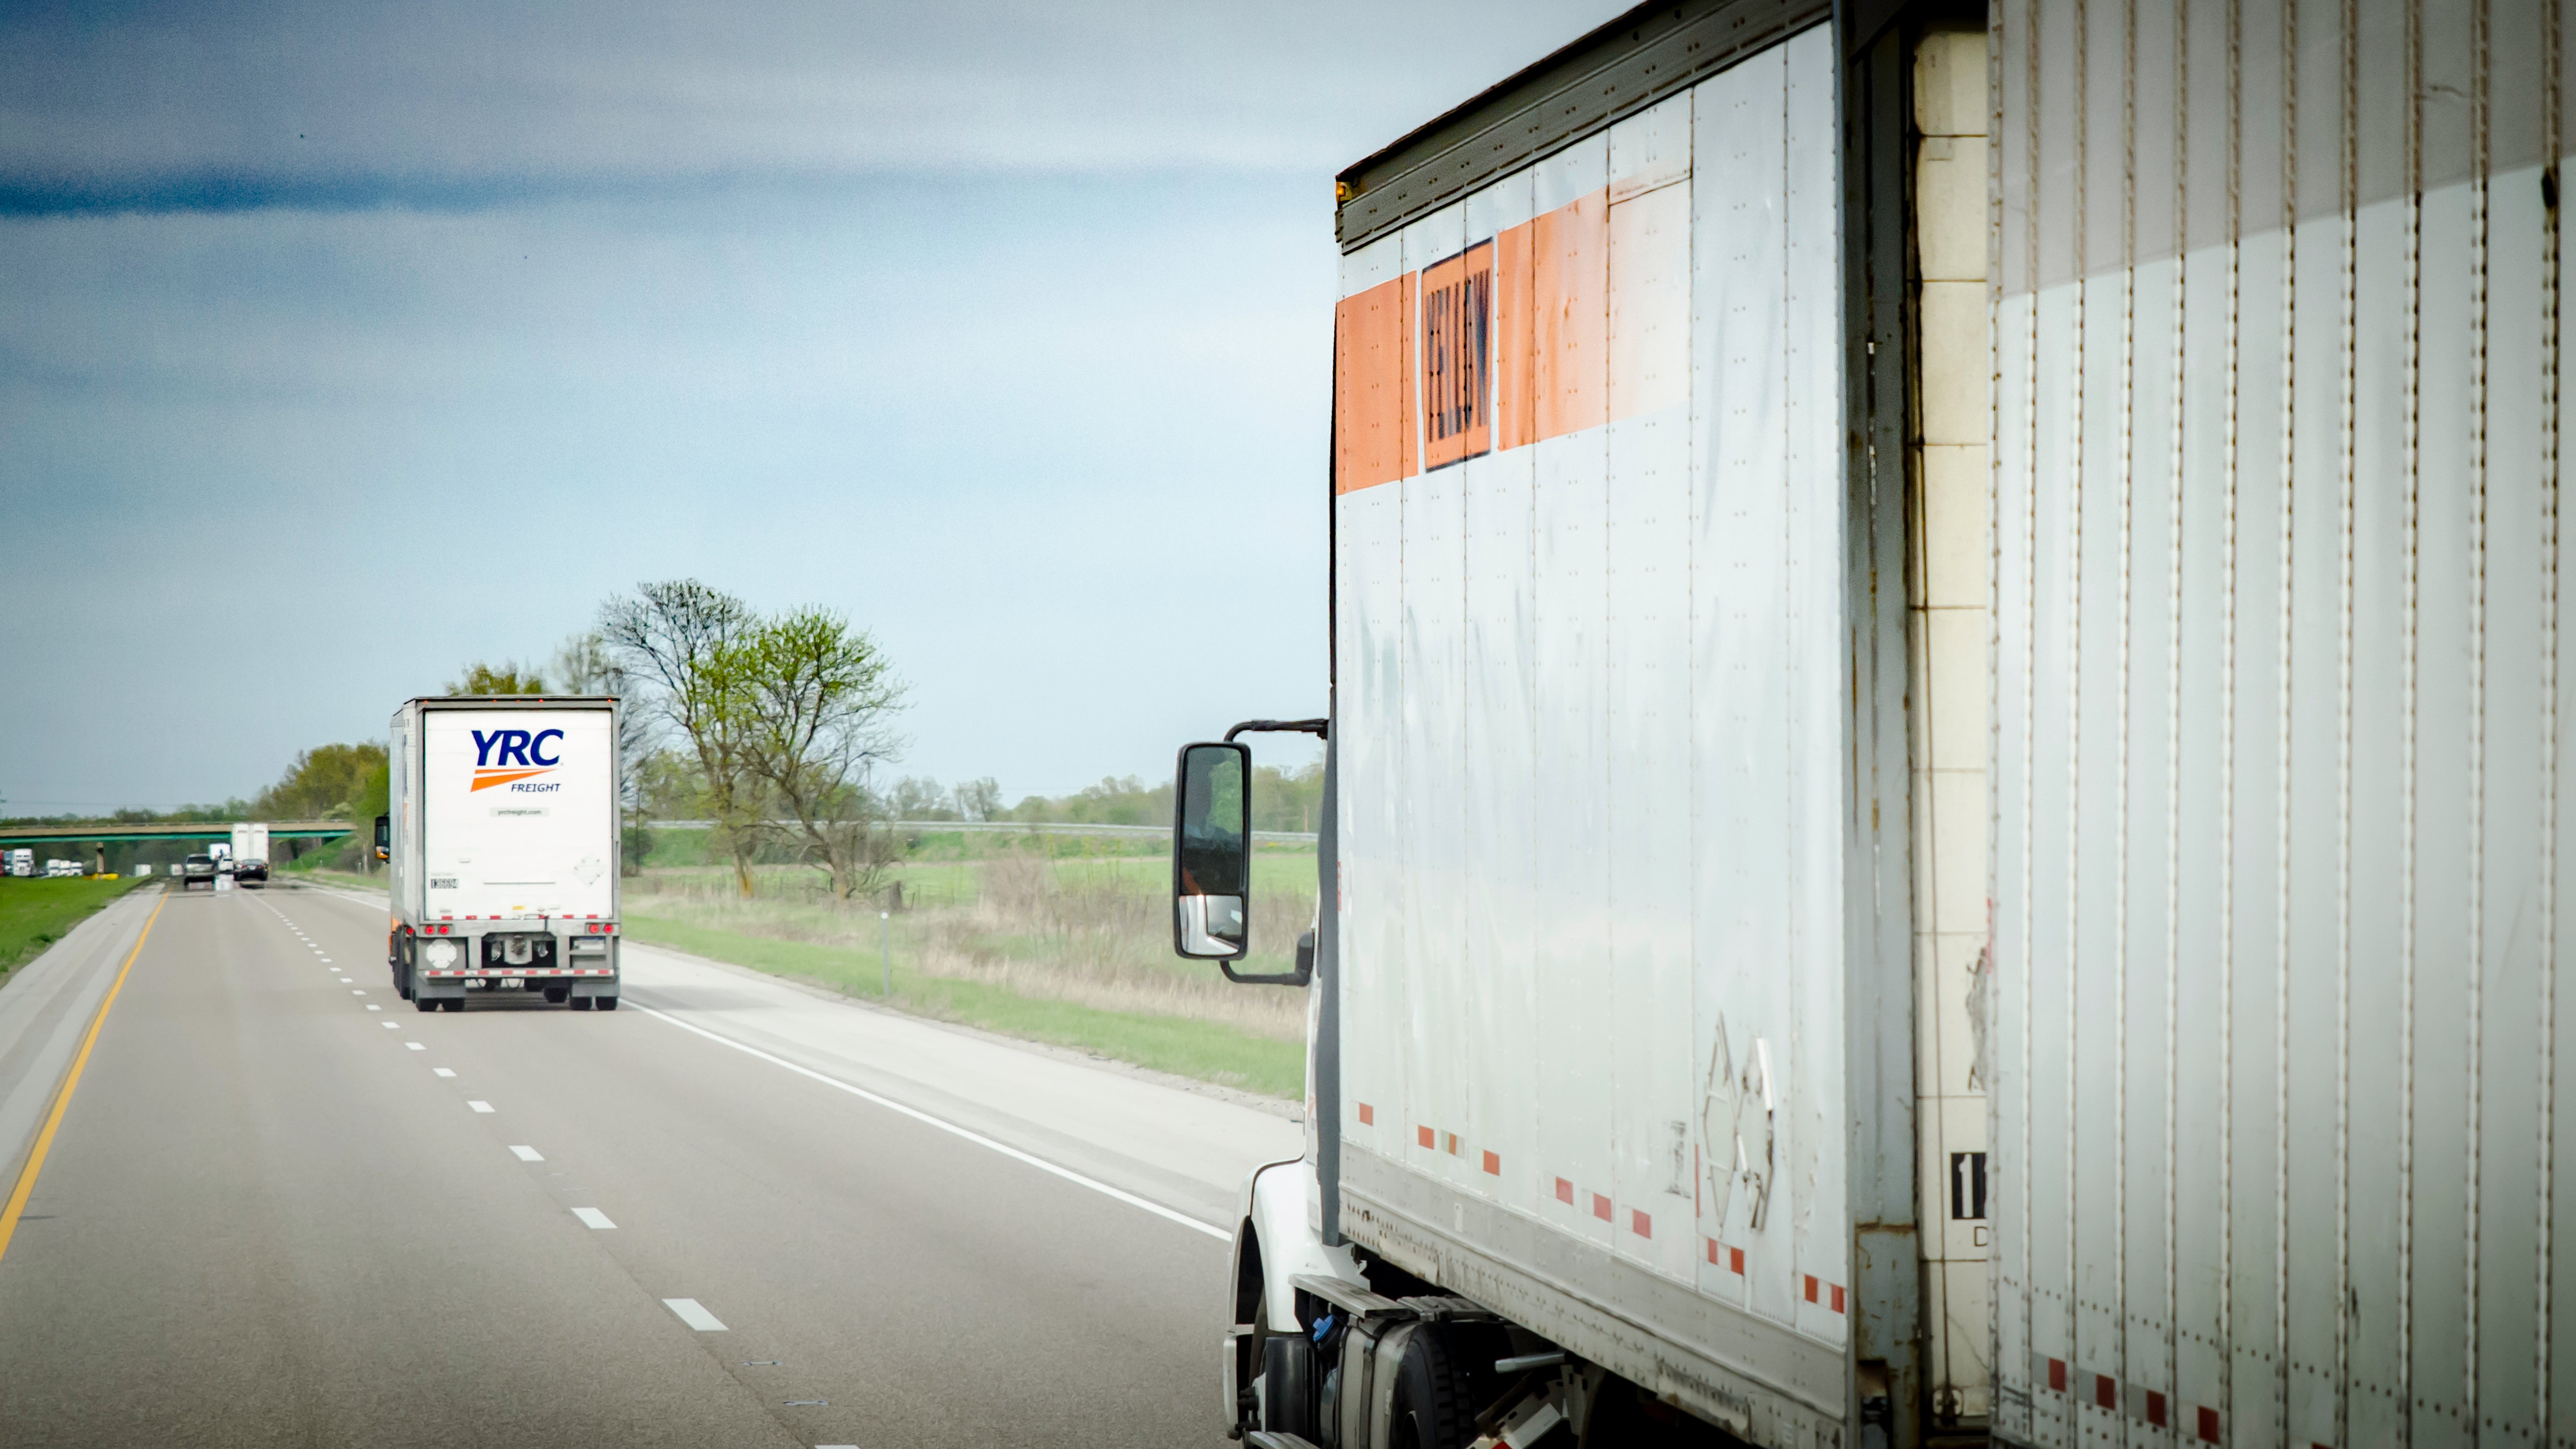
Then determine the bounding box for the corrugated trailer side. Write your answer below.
[1322,5,1925,1442]
[1992,1,2575,1444]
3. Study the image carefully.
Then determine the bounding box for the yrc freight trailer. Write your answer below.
[1175,2,2576,1446]
[385,696,622,1011]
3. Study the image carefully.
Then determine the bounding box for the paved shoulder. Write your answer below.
[0,886,160,1184]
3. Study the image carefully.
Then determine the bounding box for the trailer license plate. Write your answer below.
[500,977,524,990]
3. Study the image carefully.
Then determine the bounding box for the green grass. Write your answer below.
[621,913,1305,1099]
[0,876,145,975]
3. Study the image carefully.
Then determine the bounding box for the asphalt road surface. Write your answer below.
[0,879,1298,1447]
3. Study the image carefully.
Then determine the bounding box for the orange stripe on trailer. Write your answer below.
[1480,1150,1499,1176]
[1415,1125,1433,1149]
[1356,1102,1374,1125]
[1332,274,1416,493]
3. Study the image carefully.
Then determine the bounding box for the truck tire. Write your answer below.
[598,996,619,1011]
[443,999,465,1013]
[1386,1324,1472,1449]
[571,996,595,1011]
[415,997,438,1013]
[1261,1330,1318,1438]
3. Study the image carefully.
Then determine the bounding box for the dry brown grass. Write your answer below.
[628,852,1309,1041]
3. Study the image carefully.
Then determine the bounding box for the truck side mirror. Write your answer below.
[374,814,391,862]
[1171,742,1251,960]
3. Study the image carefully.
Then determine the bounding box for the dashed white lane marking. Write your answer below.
[433,1068,456,1078]
[380,1022,401,1029]
[572,1208,616,1229]
[662,1298,726,1331]
[350,989,365,995]
[366,1005,382,1012]
[633,1004,1230,1242]
[406,1041,426,1051]
[510,1145,544,1162]
[467,1100,494,1113]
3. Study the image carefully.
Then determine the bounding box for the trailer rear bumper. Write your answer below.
[411,969,620,999]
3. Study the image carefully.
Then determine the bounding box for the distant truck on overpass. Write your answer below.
[385,696,623,1012]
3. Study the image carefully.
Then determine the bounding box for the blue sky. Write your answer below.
[0,1,1628,813]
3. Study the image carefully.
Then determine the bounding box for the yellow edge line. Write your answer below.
[0,888,165,1266]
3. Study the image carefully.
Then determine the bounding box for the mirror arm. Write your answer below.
[1223,718,1328,742]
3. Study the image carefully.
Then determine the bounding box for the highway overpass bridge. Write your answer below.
[0,820,354,849]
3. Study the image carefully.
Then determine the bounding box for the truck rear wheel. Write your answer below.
[415,997,438,1013]
[1385,1325,1472,1449]
[598,996,619,1011]
[443,999,465,1013]
[571,997,594,1011]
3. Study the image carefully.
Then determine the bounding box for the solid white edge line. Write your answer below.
[631,1004,1228,1241]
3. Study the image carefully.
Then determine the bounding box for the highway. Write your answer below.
[0,879,1300,1447]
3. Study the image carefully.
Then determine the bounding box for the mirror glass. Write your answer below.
[1173,742,1250,958]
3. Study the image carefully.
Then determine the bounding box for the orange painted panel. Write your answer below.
[1334,274,1417,493]
[1492,222,1535,449]
[1418,241,1494,470]
[1528,187,1609,441]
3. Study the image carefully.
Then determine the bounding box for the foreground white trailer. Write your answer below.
[1177,1,2576,1446]
[386,696,623,1011]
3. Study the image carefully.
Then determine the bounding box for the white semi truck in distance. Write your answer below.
[230,823,268,886]
[384,696,623,1012]
[1177,2,2576,1447]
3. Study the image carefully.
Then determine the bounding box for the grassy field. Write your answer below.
[0,876,144,976]
[625,851,1315,1099]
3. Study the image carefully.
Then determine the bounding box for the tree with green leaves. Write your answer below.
[712,607,910,900]
[446,661,548,694]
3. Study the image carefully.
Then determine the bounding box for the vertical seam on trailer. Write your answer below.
[2336,0,2359,1442]
[2538,0,2565,1436]
[2400,2,2423,1441]
[2066,0,2090,1408]
[1988,0,2010,1427]
[2021,1,2046,1431]
[2272,0,2299,1438]
[2467,0,2491,1433]
[2164,0,2191,1436]
[2221,0,2244,1433]
[2115,0,2138,1420]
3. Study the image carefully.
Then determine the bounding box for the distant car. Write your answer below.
[235,857,267,887]
[180,854,217,890]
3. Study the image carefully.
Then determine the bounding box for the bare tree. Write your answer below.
[953,777,1002,822]
[598,581,764,897]
[715,607,909,900]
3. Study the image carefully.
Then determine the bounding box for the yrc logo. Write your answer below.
[470,728,566,792]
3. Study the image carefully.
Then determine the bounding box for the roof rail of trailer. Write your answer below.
[409,695,620,705]
[1331,0,1830,253]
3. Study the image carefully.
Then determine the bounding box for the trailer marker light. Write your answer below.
[1590,1193,1611,1222]
[1554,1178,1573,1205]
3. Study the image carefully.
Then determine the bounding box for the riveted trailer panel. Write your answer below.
[1990,0,2575,1444]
